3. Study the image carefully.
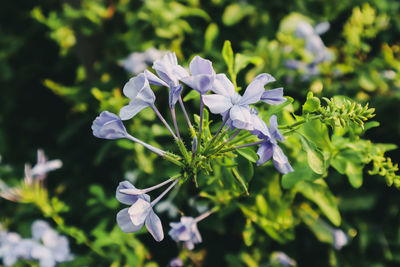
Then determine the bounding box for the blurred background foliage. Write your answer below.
[0,0,400,266]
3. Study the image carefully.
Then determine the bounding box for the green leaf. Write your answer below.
[237,147,257,163]
[204,23,218,51]
[222,40,234,72]
[243,220,256,246]
[232,168,249,196]
[234,54,262,76]
[183,90,199,102]
[222,4,254,26]
[282,161,320,189]
[303,92,321,113]
[296,180,341,226]
[255,194,268,216]
[264,97,293,119]
[298,133,325,174]
[346,162,363,188]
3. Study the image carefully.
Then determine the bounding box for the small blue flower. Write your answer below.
[144,52,188,108]
[120,48,166,75]
[260,87,287,105]
[31,220,73,266]
[169,217,201,250]
[254,115,293,174]
[169,257,183,267]
[92,111,128,140]
[332,229,348,250]
[119,73,156,120]
[116,181,164,241]
[203,73,274,130]
[271,251,297,266]
[29,149,62,180]
[181,56,216,95]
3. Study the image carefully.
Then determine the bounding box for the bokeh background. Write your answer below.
[1,0,400,266]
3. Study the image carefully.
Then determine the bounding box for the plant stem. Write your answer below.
[152,105,177,139]
[151,178,181,207]
[126,134,166,156]
[278,115,322,130]
[179,96,195,137]
[171,107,181,140]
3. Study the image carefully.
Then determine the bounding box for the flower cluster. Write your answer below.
[0,149,62,202]
[92,52,293,249]
[0,221,73,267]
[286,21,333,79]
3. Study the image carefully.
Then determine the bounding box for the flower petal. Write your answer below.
[256,142,273,166]
[31,220,51,241]
[212,74,235,96]
[261,88,287,105]
[117,208,144,233]
[144,69,168,87]
[269,115,285,142]
[116,181,139,205]
[169,84,183,107]
[240,73,275,105]
[123,74,147,99]
[128,198,151,226]
[272,144,294,174]
[189,56,215,76]
[181,74,214,95]
[119,98,150,120]
[145,210,164,242]
[202,94,232,114]
[229,105,253,130]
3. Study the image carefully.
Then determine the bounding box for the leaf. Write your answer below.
[232,168,249,196]
[222,4,254,26]
[204,23,218,51]
[222,40,234,72]
[281,161,320,189]
[234,54,262,76]
[183,90,199,102]
[255,195,268,216]
[303,92,321,113]
[296,180,341,226]
[243,220,255,246]
[298,133,325,174]
[346,162,363,188]
[237,147,257,163]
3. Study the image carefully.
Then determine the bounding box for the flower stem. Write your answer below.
[278,115,322,130]
[120,178,174,195]
[198,96,204,144]
[126,134,166,156]
[179,96,195,137]
[171,107,181,140]
[163,152,185,167]
[151,105,178,139]
[219,140,264,154]
[151,178,181,207]
[210,129,241,155]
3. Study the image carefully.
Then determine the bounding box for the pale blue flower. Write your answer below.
[261,87,287,105]
[144,52,188,107]
[169,216,202,250]
[31,220,73,267]
[169,257,183,267]
[181,56,216,95]
[0,232,22,266]
[254,115,293,174]
[120,48,166,75]
[332,229,348,250]
[92,111,128,140]
[119,73,156,120]
[116,181,164,241]
[203,73,274,130]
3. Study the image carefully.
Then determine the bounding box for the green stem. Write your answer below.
[278,115,322,130]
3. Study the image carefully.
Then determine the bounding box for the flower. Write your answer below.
[332,229,348,250]
[253,115,293,174]
[181,56,216,95]
[144,52,188,107]
[119,73,156,120]
[120,48,166,75]
[260,87,287,105]
[203,73,275,130]
[116,181,164,241]
[169,257,183,267]
[169,216,202,250]
[92,111,128,140]
[0,232,23,266]
[30,220,73,267]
